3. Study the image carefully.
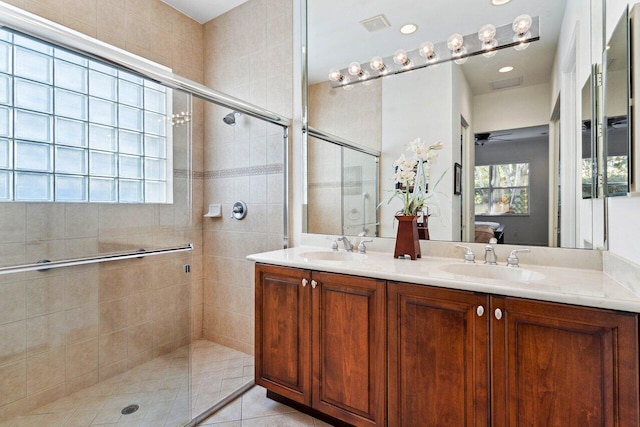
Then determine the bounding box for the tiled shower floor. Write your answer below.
[0,340,254,427]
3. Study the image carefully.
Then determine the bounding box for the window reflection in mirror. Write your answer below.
[474,126,548,246]
[604,7,630,196]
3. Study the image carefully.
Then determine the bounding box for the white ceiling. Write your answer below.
[308,0,569,95]
[161,0,249,24]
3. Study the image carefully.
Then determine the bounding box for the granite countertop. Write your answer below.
[247,246,640,313]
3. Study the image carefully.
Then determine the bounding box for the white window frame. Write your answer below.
[474,162,530,216]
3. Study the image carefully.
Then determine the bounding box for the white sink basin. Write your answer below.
[299,251,367,262]
[440,263,545,282]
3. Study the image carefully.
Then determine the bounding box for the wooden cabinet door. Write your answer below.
[255,264,311,405]
[388,282,490,427]
[491,296,640,427]
[311,271,386,426]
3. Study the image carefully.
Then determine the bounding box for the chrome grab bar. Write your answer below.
[0,243,193,275]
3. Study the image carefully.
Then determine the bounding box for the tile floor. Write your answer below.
[197,386,333,427]
[0,340,255,427]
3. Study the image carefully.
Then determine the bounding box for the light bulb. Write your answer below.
[482,39,498,57]
[512,14,532,35]
[328,68,344,82]
[370,56,386,73]
[362,71,372,85]
[513,32,531,50]
[478,24,496,43]
[447,33,464,52]
[419,41,437,61]
[393,49,411,67]
[348,62,363,77]
[453,46,468,64]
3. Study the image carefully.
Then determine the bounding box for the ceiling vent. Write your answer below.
[491,77,523,91]
[360,14,391,32]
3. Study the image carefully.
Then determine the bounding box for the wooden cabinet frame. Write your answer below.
[256,264,640,427]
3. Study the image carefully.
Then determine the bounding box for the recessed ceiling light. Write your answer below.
[492,0,512,5]
[400,23,418,35]
[499,66,514,73]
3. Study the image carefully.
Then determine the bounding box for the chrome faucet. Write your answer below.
[484,238,498,265]
[454,244,476,264]
[337,236,354,252]
[357,239,373,254]
[506,249,530,268]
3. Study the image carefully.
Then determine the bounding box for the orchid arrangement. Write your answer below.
[386,138,444,216]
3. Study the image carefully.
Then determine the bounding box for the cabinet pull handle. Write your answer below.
[494,308,503,320]
[476,305,485,317]
[301,278,308,287]
[311,280,318,289]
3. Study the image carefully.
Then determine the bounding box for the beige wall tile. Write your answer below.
[25,204,65,241]
[127,321,153,356]
[64,272,99,309]
[0,282,25,326]
[0,360,26,407]
[26,311,65,355]
[65,304,99,344]
[64,205,99,239]
[127,348,152,369]
[25,383,65,414]
[62,0,96,26]
[26,347,65,394]
[99,359,127,382]
[98,329,127,367]
[0,204,26,243]
[64,370,98,395]
[127,292,153,326]
[0,321,26,365]
[95,0,126,41]
[99,298,128,334]
[66,338,98,379]
[25,275,65,317]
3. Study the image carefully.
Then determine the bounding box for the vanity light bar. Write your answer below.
[329,15,539,89]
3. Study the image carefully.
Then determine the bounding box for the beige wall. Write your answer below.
[0,0,205,421]
[201,0,293,355]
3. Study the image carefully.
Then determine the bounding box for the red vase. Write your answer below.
[394,215,421,260]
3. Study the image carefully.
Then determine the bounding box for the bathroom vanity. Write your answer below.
[249,247,640,427]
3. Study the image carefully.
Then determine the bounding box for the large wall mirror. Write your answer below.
[303,0,607,250]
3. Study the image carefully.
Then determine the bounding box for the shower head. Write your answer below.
[223,111,242,125]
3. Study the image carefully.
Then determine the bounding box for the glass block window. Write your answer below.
[0,28,172,203]
[474,162,530,215]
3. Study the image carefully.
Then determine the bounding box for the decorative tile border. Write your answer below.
[203,163,284,179]
[173,169,204,179]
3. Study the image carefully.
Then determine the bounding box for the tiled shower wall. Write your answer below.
[0,0,205,422]
[201,0,293,355]
[307,81,381,235]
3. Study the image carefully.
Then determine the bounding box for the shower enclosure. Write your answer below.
[0,3,290,426]
[306,129,379,237]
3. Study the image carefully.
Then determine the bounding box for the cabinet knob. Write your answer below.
[476,305,485,317]
[494,308,503,320]
[311,280,318,289]
[301,278,308,287]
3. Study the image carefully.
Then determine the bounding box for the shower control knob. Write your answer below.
[230,201,247,220]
